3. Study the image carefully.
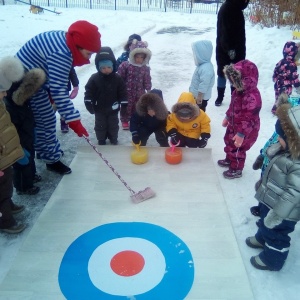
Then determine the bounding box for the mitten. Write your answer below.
[69,86,79,99]
[222,118,229,127]
[228,50,236,60]
[196,92,203,105]
[132,131,141,144]
[68,120,89,137]
[232,133,244,147]
[84,99,94,114]
[168,129,179,145]
[264,209,283,229]
[198,133,210,148]
[295,86,300,94]
[17,148,30,165]
[0,170,4,177]
[112,101,120,111]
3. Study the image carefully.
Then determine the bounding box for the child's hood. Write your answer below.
[171,92,200,118]
[223,59,258,92]
[7,68,46,106]
[136,92,168,120]
[277,103,300,159]
[129,39,152,66]
[192,40,213,66]
[282,41,299,61]
[95,46,117,72]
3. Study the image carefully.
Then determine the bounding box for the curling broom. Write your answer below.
[83,136,155,203]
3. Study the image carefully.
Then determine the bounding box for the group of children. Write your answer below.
[1,27,300,274]
[84,34,213,149]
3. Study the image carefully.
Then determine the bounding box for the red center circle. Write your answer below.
[110,250,145,276]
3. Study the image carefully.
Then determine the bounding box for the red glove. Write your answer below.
[232,134,244,148]
[69,86,79,99]
[68,120,89,137]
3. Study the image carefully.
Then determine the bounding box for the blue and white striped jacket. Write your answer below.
[16,30,80,122]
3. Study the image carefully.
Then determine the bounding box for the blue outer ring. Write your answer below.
[59,222,194,299]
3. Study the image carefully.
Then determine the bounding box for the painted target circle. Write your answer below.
[59,222,194,299]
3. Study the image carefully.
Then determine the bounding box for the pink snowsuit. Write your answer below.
[223,60,262,171]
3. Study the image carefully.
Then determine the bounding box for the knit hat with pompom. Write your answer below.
[0,57,24,92]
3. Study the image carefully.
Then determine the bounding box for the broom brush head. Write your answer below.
[131,187,156,203]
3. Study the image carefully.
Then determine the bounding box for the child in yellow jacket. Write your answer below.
[166,92,211,148]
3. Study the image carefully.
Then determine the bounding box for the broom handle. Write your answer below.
[83,136,136,195]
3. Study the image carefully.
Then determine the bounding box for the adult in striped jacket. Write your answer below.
[16,20,101,174]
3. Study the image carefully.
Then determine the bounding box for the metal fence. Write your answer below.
[2,0,224,14]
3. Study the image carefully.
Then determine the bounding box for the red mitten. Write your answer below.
[69,86,79,99]
[232,134,244,147]
[68,120,89,137]
[222,118,229,127]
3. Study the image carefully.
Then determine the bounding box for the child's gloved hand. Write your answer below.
[69,86,79,99]
[17,148,30,165]
[198,133,210,148]
[84,99,94,114]
[0,170,4,177]
[232,134,244,147]
[132,132,141,145]
[196,93,203,105]
[68,120,89,137]
[264,209,283,229]
[222,118,229,127]
[169,129,179,145]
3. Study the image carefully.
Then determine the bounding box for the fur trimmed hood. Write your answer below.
[172,92,200,119]
[223,59,258,92]
[129,39,152,66]
[276,103,300,159]
[10,68,46,106]
[135,92,168,121]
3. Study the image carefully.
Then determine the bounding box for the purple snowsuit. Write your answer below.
[223,60,262,171]
[117,62,151,121]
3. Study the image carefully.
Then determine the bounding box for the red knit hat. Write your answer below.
[67,20,101,53]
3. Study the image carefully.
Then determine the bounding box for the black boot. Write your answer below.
[46,161,72,175]
[215,87,225,106]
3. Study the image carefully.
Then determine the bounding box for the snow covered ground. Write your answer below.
[0,4,300,299]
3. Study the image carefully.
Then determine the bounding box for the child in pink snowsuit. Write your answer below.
[117,39,152,130]
[218,59,262,179]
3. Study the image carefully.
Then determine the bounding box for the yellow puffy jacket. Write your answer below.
[166,92,211,139]
[0,100,24,170]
